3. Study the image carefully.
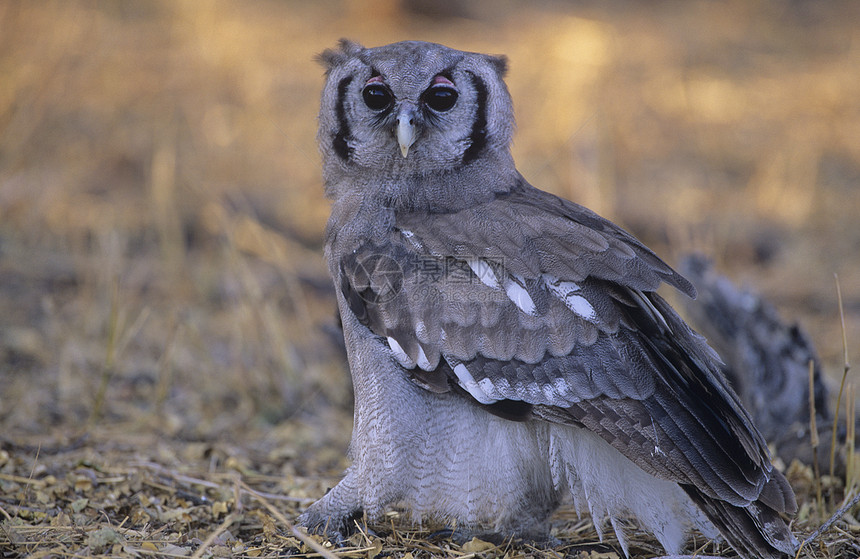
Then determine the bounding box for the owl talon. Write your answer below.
[297,507,364,545]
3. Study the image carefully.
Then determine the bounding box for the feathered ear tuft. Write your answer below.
[316,39,365,73]
[486,54,508,77]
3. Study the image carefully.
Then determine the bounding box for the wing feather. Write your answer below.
[337,177,779,515]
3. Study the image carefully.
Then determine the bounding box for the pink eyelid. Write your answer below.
[364,75,454,87]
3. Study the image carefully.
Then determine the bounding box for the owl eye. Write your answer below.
[362,83,393,111]
[423,85,458,112]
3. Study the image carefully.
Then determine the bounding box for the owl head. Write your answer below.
[317,40,515,201]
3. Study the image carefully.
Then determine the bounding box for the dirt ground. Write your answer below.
[1,1,859,557]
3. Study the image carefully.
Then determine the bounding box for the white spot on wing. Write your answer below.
[566,295,597,321]
[477,377,496,394]
[542,383,559,400]
[543,274,597,322]
[504,273,537,316]
[553,377,572,402]
[467,258,500,289]
[387,337,415,369]
[452,363,497,404]
[415,344,432,370]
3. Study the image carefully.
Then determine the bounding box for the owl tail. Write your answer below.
[683,472,798,559]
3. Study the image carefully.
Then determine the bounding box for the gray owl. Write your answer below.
[299,39,797,559]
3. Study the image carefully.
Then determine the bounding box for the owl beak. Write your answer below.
[396,109,418,158]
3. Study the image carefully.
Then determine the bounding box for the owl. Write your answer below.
[299,39,797,559]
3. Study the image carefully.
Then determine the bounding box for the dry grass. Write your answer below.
[1,1,859,557]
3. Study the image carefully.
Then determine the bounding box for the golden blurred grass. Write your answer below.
[1,0,859,556]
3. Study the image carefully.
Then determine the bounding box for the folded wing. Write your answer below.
[338,179,795,555]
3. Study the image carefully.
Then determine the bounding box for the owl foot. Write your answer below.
[297,506,364,545]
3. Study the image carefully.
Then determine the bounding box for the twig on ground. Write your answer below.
[238,479,342,559]
[809,360,823,516]
[17,443,40,512]
[190,512,240,559]
[830,273,851,478]
[795,490,860,559]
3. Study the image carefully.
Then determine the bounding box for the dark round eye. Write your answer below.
[362,83,393,111]
[423,85,458,112]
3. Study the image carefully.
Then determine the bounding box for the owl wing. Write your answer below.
[338,178,793,519]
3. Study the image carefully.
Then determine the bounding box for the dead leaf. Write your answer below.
[461,537,497,553]
[160,543,192,556]
[87,527,125,554]
[367,537,383,559]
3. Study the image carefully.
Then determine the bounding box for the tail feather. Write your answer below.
[758,470,798,515]
[683,481,798,559]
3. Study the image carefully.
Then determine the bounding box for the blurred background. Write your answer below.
[1,0,859,552]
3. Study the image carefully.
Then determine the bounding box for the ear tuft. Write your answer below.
[316,39,365,73]
[486,54,508,77]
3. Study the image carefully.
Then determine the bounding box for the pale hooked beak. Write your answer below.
[396,108,417,158]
